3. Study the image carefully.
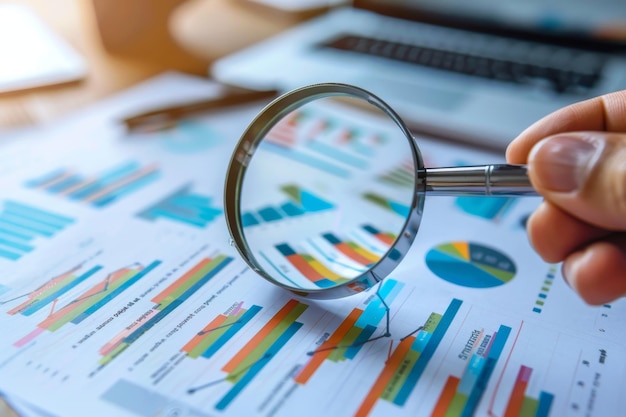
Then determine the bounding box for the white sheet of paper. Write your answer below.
[0,4,86,94]
[0,72,623,417]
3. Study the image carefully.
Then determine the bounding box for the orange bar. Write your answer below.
[8,266,81,315]
[336,243,376,265]
[504,369,531,417]
[376,233,395,246]
[431,376,461,417]
[287,254,325,282]
[37,170,77,190]
[83,164,159,202]
[295,308,363,384]
[152,258,210,304]
[39,267,133,328]
[355,336,415,417]
[182,314,227,353]
[223,299,300,373]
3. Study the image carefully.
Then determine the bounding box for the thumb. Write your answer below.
[527,133,626,230]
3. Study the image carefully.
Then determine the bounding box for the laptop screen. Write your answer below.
[355,0,626,50]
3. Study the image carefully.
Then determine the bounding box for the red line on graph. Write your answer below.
[487,320,524,417]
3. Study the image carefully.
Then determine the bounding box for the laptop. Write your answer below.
[211,0,626,149]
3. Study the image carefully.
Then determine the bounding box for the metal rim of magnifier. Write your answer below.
[224,82,426,299]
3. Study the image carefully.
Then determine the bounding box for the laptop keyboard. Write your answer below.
[320,35,607,94]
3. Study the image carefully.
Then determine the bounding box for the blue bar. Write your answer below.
[258,207,283,222]
[344,324,377,360]
[25,168,68,188]
[0,248,21,260]
[460,325,512,417]
[306,140,370,170]
[362,224,380,235]
[144,208,208,228]
[215,321,302,410]
[322,233,341,245]
[72,261,162,324]
[92,171,160,207]
[201,305,263,358]
[457,355,486,395]
[0,237,34,253]
[535,391,555,417]
[533,307,542,313]
[173,194,211,207]
[1,211,66,232]
[280,201,304,217]
[21,265,103,316]
[241,212,260,227]
[263,142,351,178]
[276,243,296,257]
[68,161,141,200]
[123,300,183,345]
[0,227,34,241]
[3,201,74,226]
[0,214,59,237]
[394,298,463,406]
[355,279,402,328]
[45,175,83,193]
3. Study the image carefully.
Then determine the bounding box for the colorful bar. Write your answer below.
[362,224,396,246]
[12,265,103,316]
[136,185,221,228]
[431,376,461,417]
[223,299,307,374]
[258,206,283,222]
[216,321,302,410]
[504,366,532,417]
[295,308,363,384]
[100,255,232,365]
[241,212,260,227]
[91,167,160,207]
[394,299,463,405]
[322,233,378,265]
[276,243,348,288]
[66,161,141,198]
[363,192,410,217]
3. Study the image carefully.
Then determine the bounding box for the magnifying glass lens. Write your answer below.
[236,94,421,295]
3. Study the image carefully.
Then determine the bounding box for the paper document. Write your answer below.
[0,72,623,417]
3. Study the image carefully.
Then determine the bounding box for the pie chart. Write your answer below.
[425,241,516,288]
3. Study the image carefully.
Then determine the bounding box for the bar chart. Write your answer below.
[137,184,222,228]
[241,184,334,228]
[295,279,404,384]
[99,254,233,366]
[212,299,308,410]
[0,200,75,261]
[26,160,160,208]
[356,298,463,417]
[455,197,517,222]
[182,302,262,359]
[13,261,161,348]
[363,192,410,217]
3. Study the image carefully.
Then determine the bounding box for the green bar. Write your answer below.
[519,396,539,417]
[188,313,242,359]
[36,273,79,301]
[424,312,442,333]
[535,300,544,306]
[47,270,138,331]
[227,302,307,383]
[540,286,550,292]
[544,280,553,286]
[382,349,420,402]
[159,255,227,309]
[328,325,362,362]
[445,392,468,417]
[100,342,129,365]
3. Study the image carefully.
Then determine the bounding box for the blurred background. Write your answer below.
[0,0,308,131]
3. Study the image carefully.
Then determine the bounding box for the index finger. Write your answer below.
[506,89,626,164]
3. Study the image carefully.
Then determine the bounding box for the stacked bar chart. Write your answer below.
[0,200,74,261]
[274,243,351,288]
[356,299,463,417]
[99,255,233,365]
[26,160,160,208]
[241,184,334,228]
[214,299,308,410]
[137,184,222,228]
[13,261,161,348]
[182,302,262,359]
[361,224,396,246]
[295,279,403,384]
[321,232,380,267]
[502,365,554,417]
[431,325,512,416]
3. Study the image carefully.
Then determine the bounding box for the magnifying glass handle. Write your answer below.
[422,164,539,197]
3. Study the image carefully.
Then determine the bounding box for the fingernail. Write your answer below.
[528,135,601,192]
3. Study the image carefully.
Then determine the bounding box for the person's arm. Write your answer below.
[506,90,626,305]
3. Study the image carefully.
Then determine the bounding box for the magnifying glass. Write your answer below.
[224,83,538,299]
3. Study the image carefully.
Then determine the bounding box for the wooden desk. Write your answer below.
[0,0,309,132]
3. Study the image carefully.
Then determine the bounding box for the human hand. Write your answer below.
[506,90,626,305]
